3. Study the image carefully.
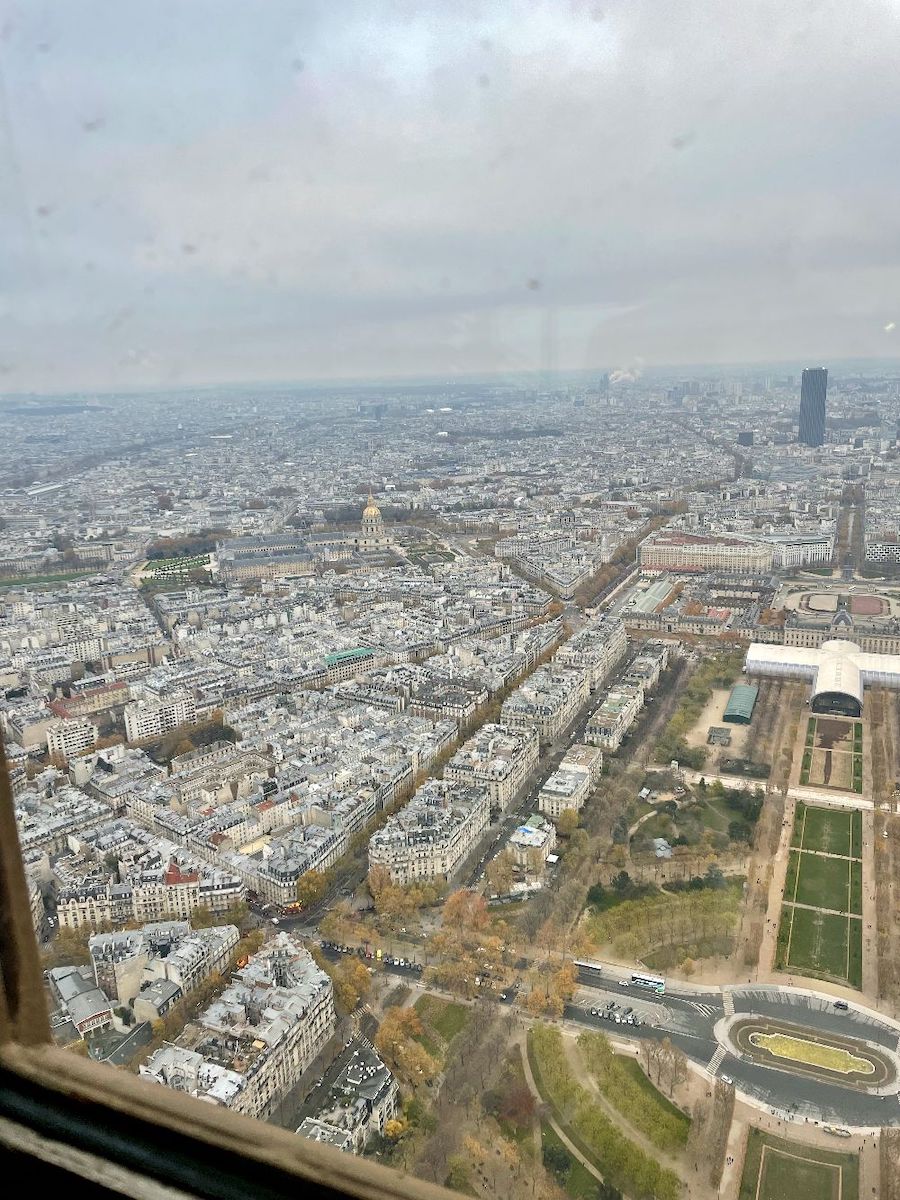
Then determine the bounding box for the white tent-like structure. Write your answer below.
[744,639,900,718]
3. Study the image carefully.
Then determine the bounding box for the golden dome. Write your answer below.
[362,494,381,519]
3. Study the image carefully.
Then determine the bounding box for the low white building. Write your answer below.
[508,814,557,870]
[744,638,900,717]
[538,764,591,820]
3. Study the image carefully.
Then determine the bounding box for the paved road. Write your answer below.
[313,948,900,1126]
[464,647,654,889]
[572,963,900,1127]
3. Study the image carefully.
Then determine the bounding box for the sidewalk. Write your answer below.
[748,787,787,977]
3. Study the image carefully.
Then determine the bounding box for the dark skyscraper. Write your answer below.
[798,367,827,446]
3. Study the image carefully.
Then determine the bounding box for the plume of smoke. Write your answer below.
[609,359,644,385]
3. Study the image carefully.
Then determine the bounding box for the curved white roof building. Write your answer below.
[744,638,900,717]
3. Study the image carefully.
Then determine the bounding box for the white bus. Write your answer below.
[630,971,665,995]
[573,959,606,977]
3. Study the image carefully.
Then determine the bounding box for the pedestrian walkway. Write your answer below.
[518,1041,607,1188]
[706,1045,726,1077]
[718,1117,748,1200]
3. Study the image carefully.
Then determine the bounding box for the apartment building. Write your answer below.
[90,922,240,1003]
[367,779,490,886]
[296,1038,399,1156]
[57,863,244,930]
[444,723,539,811]
[562,743,604,783]
[552,615,628,689]
[865,541,900,564]
[49,680,131,719]
[141,934,335,1122]
[585,681,645,752]
[500,665,589,741]
[537,763,591,819]
[46,716,99,761]
[626,640,670,691]
[124,695,197,743]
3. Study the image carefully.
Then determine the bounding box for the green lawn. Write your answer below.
[780,906,862,988]
[413,994,468,1043]
[617,1057,691,1141]
[0,569,96,591]
[784,850,800,900]
[792,853,853,913]
[739,1128,858,1200]
[797,804,853,857]
[851,810,862,858]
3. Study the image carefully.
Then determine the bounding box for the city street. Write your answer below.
[570,962,900,1128]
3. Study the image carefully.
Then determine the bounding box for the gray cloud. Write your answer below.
[1,0,899,390]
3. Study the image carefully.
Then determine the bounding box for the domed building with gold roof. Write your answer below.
[355,492,388,550]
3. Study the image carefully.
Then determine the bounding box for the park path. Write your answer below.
[717,1116,748,1200]
[860,806,879,1000]
[782,900,863,918]
[757,792,796,976]
[559,1036,687,1178]
[518,1041,607,1188]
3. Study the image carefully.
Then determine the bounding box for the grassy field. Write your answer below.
[778,803,864,988]
[0,569,96,591]
[794,804,854,857]
[739,1128,858,1200]
[792,853,855,913]
[578,1031,690,1153]
[528,1027,682,1200]
[749,1032,873,1075]
[413,994,468,1045]
[778,907,863,987]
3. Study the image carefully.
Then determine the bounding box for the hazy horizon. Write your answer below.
[2,1,899,393]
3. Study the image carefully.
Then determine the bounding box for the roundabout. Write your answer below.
[727,1015,897,1092]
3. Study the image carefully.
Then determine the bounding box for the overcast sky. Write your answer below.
[1,0,899,392]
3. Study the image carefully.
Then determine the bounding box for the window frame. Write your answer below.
[0,740,448,1200]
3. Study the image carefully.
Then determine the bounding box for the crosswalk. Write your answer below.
[706,1045,727,1077]
[351,1003,372,1031]
[723,990,735,1017]
[686,1000,719,1018]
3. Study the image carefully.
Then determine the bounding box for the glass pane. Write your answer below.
[3,3,897,1196]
